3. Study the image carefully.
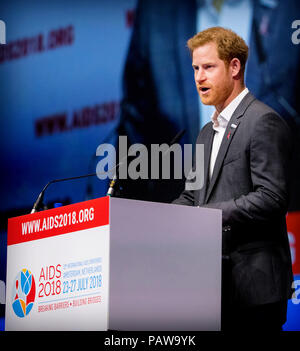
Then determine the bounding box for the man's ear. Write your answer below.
[230,58,242,80]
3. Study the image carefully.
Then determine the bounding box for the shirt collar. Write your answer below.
[211,87,249,129]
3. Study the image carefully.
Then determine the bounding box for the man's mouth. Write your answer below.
[199,87,211,94]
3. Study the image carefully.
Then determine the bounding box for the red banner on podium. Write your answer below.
[7,196,109,246]
[287,211,300,276]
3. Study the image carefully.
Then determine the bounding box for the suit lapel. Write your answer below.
[197,124,215,205]
[204,92,256,203]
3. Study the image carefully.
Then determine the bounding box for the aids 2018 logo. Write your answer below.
[12,269,36,318]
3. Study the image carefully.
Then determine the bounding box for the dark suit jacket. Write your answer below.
[174,92,294,307]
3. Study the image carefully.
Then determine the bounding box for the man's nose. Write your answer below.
[195,68,206,83]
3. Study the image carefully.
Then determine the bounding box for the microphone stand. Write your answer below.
[85,127,118,200]
[106,129,186,197]
[31,129,186,213]
[31,173,96,214]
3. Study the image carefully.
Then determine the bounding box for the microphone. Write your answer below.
[30,173,96,214]
[106,129,186,197]
[169,128,186,145]
[31,129,186,212]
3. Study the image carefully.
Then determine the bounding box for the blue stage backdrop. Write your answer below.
[0,0,299,331]
[0,0,136,212]
[0,0,136,330]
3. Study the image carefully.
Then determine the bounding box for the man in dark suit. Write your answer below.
[118,0,300,210]
[173,27,293,331]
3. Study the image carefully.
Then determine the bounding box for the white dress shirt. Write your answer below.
[209,87,249,179]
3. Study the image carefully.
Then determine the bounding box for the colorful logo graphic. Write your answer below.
[12,269,36,318]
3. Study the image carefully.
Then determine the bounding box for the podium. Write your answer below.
[5,196,222,331]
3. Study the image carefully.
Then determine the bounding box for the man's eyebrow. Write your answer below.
[193,62,216,67]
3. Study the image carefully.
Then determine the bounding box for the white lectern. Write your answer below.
[6,196,222,331]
